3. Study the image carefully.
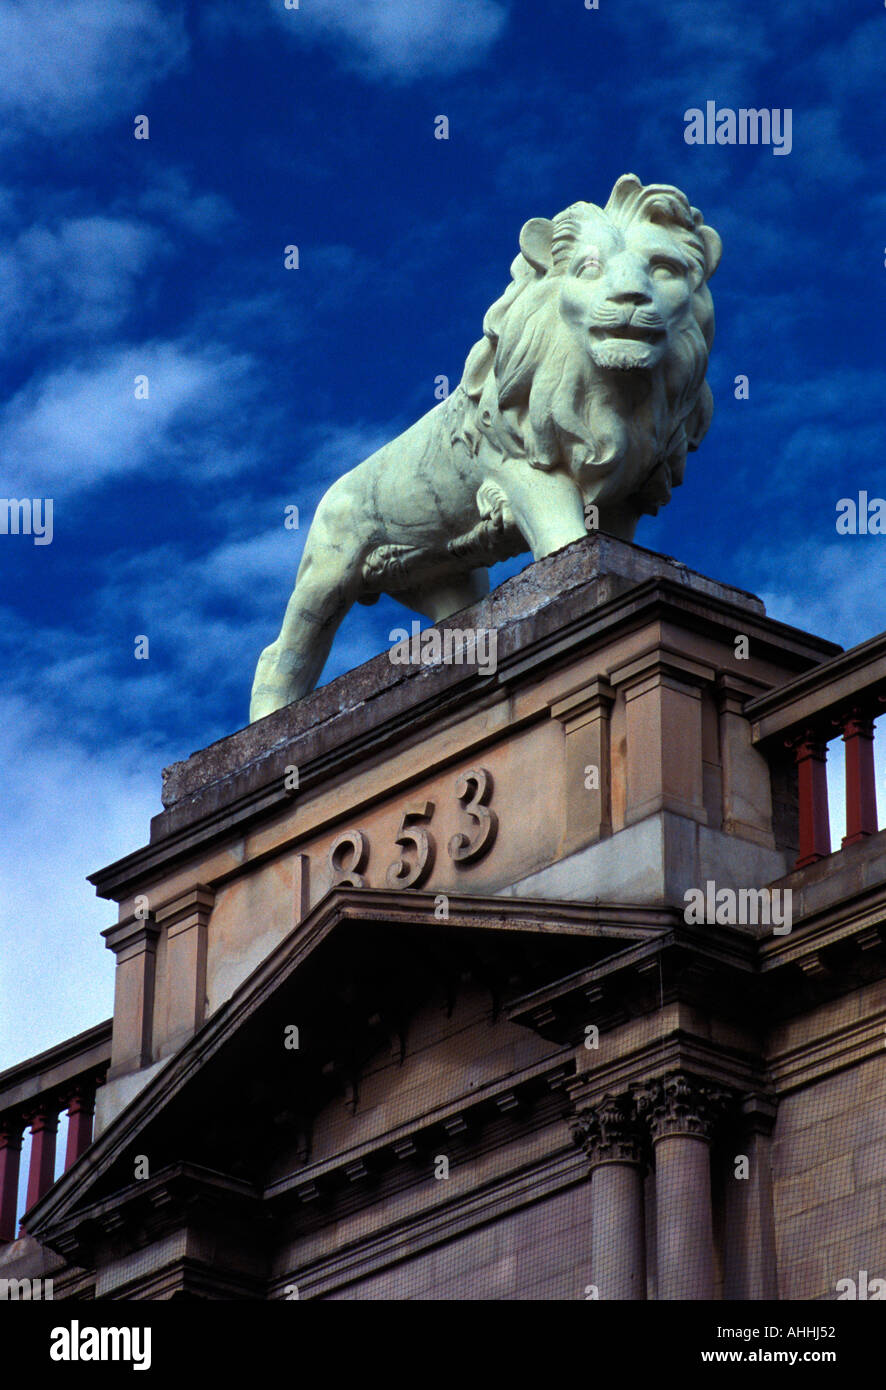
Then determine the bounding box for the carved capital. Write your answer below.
[0,1117,24,1151]
[59,1078,98,1118]
[22,1102,59,1135]
[569,1092,645,1170]
[635,1072,732,1144]
[786,728,828,765]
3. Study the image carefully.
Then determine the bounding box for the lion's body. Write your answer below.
[250,175,721,720]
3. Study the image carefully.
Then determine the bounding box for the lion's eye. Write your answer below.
[575,255,602,277]
[650,258,684,278]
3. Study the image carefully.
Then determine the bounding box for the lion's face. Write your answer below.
[458,175,721,523]
[557,214,698,374]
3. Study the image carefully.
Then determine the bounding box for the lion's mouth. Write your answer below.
[590,323,666,345]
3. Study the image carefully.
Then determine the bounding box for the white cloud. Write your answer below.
[0,215,165,351]
[0,0,187,136]
[270,0,509,79]
[0,695,159,1068]
[757,540,886,650]
[0,341,260,496]
[132,168,235,240]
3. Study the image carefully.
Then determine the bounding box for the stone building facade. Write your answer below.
[2,534,885,1300]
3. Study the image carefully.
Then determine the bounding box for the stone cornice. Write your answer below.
[277,1144,587,1300]
[507,921,758,1043]
[34,1060,578,1273]
[44,1162,265,1270]
[507,888,886,1046]
[264,1057,573,1209]
[565,1028,765,1117]
[0,1021,111,1118]
[747,629,886,744]
[767,996,886,1096]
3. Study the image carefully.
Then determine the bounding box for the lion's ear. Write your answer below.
[519,217,554,274]
[699,225,722,280]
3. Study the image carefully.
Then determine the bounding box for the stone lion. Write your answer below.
[250,173,721,720]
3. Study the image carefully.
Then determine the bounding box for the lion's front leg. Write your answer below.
[250,566,353,720]
[250,483,368,720]
[487,466,588,560]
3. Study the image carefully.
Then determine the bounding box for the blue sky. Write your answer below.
[1,0,885,1067]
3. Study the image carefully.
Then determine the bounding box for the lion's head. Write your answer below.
[457,174,722,525]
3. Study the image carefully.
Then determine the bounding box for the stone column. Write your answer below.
[24,1103,59,1215]
[570,1093,647,1299]
[842,712,877,846]
[637,1073,730,1301]
[723,1094,778,1299]
[63,1082,97,1169]
[0,1118,23,1243]
[791,731,830,868]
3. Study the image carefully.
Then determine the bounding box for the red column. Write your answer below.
[63,1084,96,1169]
[0,1118,23,1243]
[842,713,878,846]
[793,732,831,868]
[23,1104,58,1217]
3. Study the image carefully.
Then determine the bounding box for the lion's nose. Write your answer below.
[608,289,653,307]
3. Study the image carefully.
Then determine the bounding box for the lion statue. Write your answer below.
[250,173,721,720]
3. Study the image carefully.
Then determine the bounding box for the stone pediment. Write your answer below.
[25,888,672,1270]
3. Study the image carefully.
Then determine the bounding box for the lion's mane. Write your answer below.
[454,174,721,517]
